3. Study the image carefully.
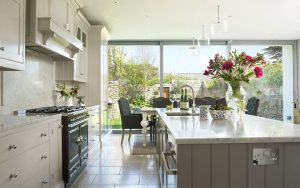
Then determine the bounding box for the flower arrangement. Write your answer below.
[56,83,80,98]
[203,51,266,82]
[203,51,267,115]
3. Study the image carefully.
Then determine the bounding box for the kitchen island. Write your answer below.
[156,108,300,188]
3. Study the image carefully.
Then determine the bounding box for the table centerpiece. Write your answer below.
[203,51,267,117]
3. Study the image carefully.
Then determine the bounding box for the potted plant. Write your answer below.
[209,104,233,120]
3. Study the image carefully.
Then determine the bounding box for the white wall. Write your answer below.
[0,50,56,114]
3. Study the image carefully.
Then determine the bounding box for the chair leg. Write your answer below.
[121,129,125,145]
[128,129,132,142]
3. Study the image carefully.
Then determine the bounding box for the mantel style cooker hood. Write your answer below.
[25,0,83,61]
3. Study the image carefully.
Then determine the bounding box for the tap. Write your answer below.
[180,84,196,113]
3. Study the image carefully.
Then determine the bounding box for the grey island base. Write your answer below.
[156,108,300,188]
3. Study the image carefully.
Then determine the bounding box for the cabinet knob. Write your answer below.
[41,133,47,137]
[8,144,17,150]
[0,47,4,51]
[41,155,48,159]
[42,181,48,184]
[80,73,84,75]
[9,173,18,179]
[58,125,62,128]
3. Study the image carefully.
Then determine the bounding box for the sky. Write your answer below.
[120,44,275,74]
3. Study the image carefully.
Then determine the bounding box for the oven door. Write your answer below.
[68,127,80,166]
[80,121,89,155]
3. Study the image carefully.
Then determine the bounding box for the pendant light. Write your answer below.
[188,37,199,56]
[201,24,210,47]
[211,5,227,35]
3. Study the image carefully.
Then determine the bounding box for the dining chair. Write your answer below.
[118,97,154,144]
[246,97,260,116]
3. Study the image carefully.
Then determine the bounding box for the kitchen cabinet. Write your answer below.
[88,106,100,143]
[0,0,25,70]
[50,0,77,35]
[55,11,90,82]
[49,121,63,188]
[0,117,63,188]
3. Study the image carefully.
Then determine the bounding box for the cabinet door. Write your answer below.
[49,122,63,188]
[0,0,24,65]
[80,48,88,80]
[67,2,76,35]
[50,0,68,30]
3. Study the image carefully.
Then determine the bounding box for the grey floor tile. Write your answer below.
[83,166,121,175]
[92,174,140,185]
[72,174,96,185]
[140,175,160,185]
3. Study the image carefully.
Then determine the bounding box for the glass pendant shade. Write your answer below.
[210,5,228,35]
[188,37,199,56]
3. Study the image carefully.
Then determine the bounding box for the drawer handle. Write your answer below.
[8,144,17,150]
[41,133,47,137]
[80,73,84,75]
[41,155,48,159]
[0,47,4,51]
[42,180,48,184]
[9,173,18,179]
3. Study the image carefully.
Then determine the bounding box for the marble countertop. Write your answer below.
[0,113,61,133]
[156,108,300,144]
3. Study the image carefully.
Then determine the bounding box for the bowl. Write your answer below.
[209,110,232,120]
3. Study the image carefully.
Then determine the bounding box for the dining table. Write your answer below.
[140,107,157,147]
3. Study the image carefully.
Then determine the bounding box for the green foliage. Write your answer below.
[262,62,283,88]
[129,96,151,108]
[262,46,282,61]
[205,79,219,90]
[210,104,232,110]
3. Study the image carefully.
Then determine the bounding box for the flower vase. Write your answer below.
[60,96,73,106]
[226,81,246,118]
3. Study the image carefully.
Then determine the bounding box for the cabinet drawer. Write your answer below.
[0,142,49,188]
[20,167,49,188]
[0,123,49,164]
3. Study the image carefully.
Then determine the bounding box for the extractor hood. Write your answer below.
[25,0,83,61]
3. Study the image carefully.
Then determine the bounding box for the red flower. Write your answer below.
[254,67,263,78]
[221,60,234,71]
[203,70,210,76]
[245,55,255,63]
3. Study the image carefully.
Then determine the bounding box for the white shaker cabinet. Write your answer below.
[55,11,90,82]
[0,0,25,70]
[50,0,76,35]
[49,121,63,188]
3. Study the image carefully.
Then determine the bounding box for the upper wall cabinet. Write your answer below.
[55,11,90,83]
[0,0,25,71]
[50,0,76,36]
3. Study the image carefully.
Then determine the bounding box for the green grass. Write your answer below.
[111,118,122,129]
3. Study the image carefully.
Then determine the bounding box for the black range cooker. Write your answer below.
[25,106,89,188]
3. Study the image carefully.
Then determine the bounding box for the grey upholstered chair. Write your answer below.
[152,97,172,108]
[118,97,153,144]
[246,97,260,116]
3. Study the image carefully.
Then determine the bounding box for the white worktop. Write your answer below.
[156,108,300,144]
[0,114,61,136]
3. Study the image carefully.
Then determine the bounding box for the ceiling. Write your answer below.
[81,0,300,40]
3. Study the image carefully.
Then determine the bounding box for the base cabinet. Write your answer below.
[0,117,63,188]
[50,122,63,188]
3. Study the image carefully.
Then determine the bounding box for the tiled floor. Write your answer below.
[70,133,160,188]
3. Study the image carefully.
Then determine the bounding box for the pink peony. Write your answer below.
[221,60,234,71]
[245,55,255,63]
[254,67,263,78]
[203,70,210,76]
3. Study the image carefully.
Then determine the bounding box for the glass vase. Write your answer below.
[226,81,246,118]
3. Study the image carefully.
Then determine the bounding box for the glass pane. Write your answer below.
[82,32,86,48]
[77,27,81,40]
[108,45,160,129]
[232,45,293,121]
[163,45,227,99]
